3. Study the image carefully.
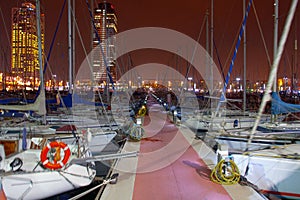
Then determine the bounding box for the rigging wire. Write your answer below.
[34,0,67,101]
[177,12,208,107]
[213,39,225,81]
[0,7,11,47]
[217,0,237,69]
[72,4,114,128]
[252,0,272,68]
[184,13,207,80]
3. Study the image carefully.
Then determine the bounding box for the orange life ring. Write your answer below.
[40,141,71,170]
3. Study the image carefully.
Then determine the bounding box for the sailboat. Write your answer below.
[0,131,138,200]
[181,0,300,154]
[256,91,300,132]
[0,0,119,146]
[0,137,97,200]
[0,2,128,198]
[180,0,275,136]
[0,1,95,199]
[222,1,300,199]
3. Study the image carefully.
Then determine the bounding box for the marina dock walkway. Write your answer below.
[101,97,265,200]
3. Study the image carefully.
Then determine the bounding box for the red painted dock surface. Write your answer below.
[101,97,264,200]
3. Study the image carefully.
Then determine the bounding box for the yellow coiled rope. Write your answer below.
[137,105,147,117]
[211,159,240,185]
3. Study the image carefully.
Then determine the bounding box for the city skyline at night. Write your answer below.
[0,0,299,90]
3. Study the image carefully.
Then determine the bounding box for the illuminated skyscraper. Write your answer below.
[93,2,117,85]
[11,2,45,89]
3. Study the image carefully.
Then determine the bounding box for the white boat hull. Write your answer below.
[182,114,263,132]
[231,144,300,199]
[1,164,96,200]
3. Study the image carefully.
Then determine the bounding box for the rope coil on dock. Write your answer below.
[211,159,240,185]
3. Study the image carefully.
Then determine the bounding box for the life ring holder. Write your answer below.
[40,141,71,170]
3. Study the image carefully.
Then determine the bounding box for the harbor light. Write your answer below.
[174,110,178,116]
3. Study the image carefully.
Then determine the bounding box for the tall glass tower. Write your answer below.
[93,2,117,85]
[11,2,45,89]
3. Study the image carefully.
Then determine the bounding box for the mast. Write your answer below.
[72,0,76,92]
[272,0,278,122]
[104,1,110,105]
[210,0,214,98]
[247,0,298,148]
[36,0,43,98]
[36,0,46,120]
[68,0,73,94]
[0,7,9,91]
[293,15,297,98]
[243,0,247,113]
[91,0,94,52]
[215,0,253,114]
[206,9,209,95]
[273,0,278,93]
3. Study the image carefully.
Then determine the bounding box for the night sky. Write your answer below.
[0,0,299,83]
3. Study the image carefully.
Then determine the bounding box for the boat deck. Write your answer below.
[101,100,265,200]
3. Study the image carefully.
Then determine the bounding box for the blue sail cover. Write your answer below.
[73,93,107,107]
[46,93,73,108]
[271,92,300,114]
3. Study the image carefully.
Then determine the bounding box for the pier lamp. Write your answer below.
[173,110,178,124]
[136,117,142,125]
[136,117,142,139]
